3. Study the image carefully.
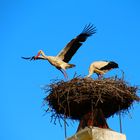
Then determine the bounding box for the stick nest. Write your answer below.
[44,77,139,121]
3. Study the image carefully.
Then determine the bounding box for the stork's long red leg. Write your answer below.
[98,74,103,79]
[59,69,68,79]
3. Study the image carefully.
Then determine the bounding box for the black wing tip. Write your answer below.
[82,23,97,35]
[109,61,119,68]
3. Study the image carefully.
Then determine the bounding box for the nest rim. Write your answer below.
[44,76,139,121]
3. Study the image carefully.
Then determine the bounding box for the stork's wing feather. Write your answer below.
[100,61,119,70]
[57,24,96,63]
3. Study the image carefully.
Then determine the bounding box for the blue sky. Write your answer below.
[1,0,140,140]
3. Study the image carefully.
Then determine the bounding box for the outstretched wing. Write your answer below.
[57,24,96,63]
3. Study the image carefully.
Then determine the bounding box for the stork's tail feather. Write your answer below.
[68,64,76,68]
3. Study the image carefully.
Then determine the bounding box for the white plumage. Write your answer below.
[87,61,119,78]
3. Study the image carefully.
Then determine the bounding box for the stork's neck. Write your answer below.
[39,50,46,57]
[39,50,49,59]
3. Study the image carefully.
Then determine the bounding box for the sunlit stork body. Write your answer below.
[22,24,96,79]
[87,61,119,78]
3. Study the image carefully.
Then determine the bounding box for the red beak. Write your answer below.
[34,51,41,59]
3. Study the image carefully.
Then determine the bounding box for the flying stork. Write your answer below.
[87,61,119,78]
[22,24,96,79]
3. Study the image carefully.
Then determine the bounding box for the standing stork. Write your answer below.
[87,61,119,78]
[22,24,96,79]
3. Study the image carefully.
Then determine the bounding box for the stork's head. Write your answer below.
[34,50,45,59]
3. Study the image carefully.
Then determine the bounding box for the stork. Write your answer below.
[22,24,96,79]
[87,61,119,78]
